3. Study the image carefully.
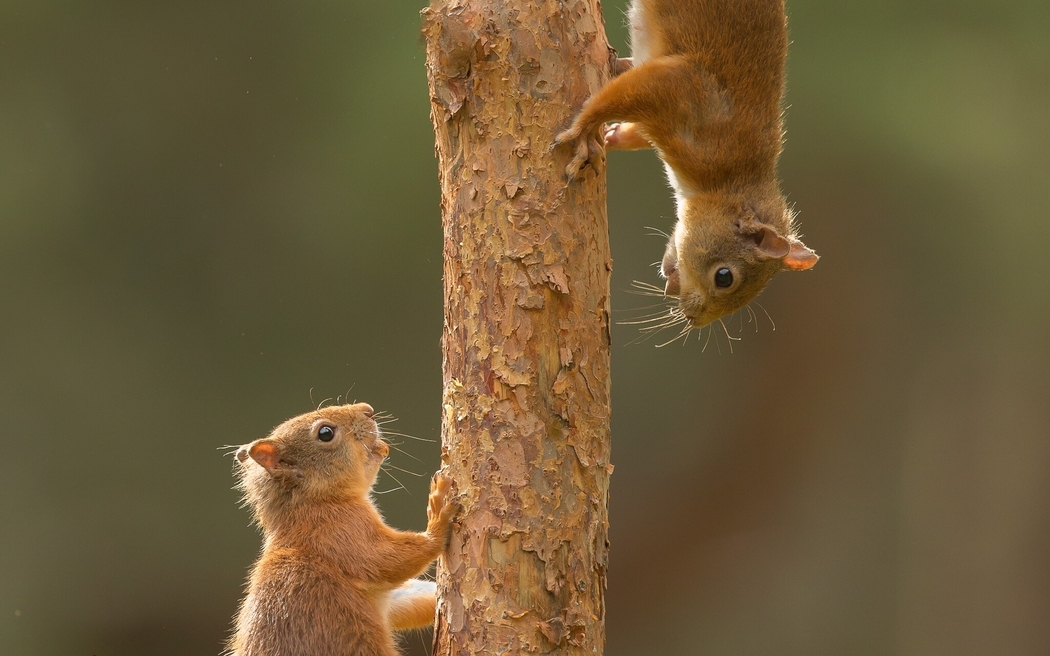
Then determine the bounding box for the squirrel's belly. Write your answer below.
[628,1,652,64]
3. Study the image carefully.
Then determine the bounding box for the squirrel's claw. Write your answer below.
[427,473,459,526]
[555,126,604,182]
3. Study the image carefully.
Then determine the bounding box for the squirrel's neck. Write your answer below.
[676,180,787,229]
[259,494,380,552]
[663,120,783,203]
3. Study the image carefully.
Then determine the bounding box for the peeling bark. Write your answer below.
[422,1,614,653]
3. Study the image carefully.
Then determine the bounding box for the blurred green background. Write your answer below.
[2,1,1048,654]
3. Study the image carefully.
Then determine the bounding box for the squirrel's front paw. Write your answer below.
[427,473,460,538]
[554,126,604,182]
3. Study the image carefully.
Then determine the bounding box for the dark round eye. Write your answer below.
[714,267,734,289]
[317,425,336,442]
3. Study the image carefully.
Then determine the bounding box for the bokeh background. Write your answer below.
[3,1,1048,654]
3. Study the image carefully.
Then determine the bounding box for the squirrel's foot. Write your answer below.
[611,56,634,76]
[604,122,650,151]
[553,125,604,182]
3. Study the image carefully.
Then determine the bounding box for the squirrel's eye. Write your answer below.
[317,425,336,442]
[714,267,734,289]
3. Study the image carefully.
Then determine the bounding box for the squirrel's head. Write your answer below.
[235,403,388,515]
[663,192,818,328]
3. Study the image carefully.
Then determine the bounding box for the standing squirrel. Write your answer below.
[557,0,818,329]
[229,402,459,656]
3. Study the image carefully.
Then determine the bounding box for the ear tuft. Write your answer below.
[248,441,281,472]
[782,239,819,271]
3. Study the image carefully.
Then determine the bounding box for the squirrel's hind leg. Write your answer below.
[555,55,696,180]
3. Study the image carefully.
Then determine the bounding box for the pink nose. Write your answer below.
[357,403,375,418]
[236,447,249,463]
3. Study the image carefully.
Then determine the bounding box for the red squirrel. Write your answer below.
[557,0,818,329]
[229,403,459,656]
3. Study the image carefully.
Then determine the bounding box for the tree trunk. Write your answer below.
[422,1,614,653]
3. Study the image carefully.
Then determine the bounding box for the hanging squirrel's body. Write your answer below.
[558,0,818,329]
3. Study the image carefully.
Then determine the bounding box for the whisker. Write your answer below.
[655,324,692,348]
[612,302,677,313]
[624,288,668,298]
[625,316,680,346]
[643,225,671,239]
[380,430,436,443]
[624,329,657,347]
[377,468,411,495]
[745,305,759,332]
[382,463,425,477]
[637,316,687,335]
[630,280,667,293]
[638,312,688,331]
[618,312,680,326]
[620,305,677,318]
[637,309,685,326]
[634,316,688,344]
[755,302,776,331]
[718,318,740,354]
[387,443,425,464]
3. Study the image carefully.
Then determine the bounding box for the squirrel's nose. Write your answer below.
[236,446,249,463]
[356,403,375,418]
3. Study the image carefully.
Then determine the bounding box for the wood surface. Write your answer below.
[423,0,615,652]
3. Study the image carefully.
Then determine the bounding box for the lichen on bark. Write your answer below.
[422,0,614,653]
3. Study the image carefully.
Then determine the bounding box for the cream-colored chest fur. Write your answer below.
[628,1,652,64]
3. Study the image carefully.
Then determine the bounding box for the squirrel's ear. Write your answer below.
[782,238,819,271]
[736,219,790,260]
[248,441,280,471]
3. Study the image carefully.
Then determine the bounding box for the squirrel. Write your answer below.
[228,402,459,656]
[556,0,819,329]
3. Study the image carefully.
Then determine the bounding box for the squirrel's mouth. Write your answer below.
[660,238,680,297]
[369,439,390,459]
[663,267,680,297]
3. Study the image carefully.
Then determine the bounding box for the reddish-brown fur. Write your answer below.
[557,0,818,329]
[229,403,458,656]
